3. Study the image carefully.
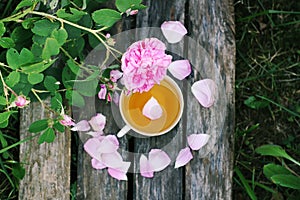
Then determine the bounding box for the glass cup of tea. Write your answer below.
[117,76,184,137]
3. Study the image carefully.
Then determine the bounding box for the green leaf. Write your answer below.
[67,90,85,107]
[108,64,120,69]
[67,59,80,75]
[115,0,141,12]
[16,0,34,11]
[244,96,269,109]
[50,92,62,111]
[0,120,9,128]
[53,121,65,133]
[51,28,68,46]
[75,79,98,97]
[12,164,25,180]
[22,17,40,29]
[42,38,60,59]
[6,48,20,69]
[21,58,57,73]
[263,163,291,179]
[6,71,20,87]
[0,130,9,158]
[234,167,257,200]
[28,73,44,85]
[19,48,35,65]
[0,22,5,37]
[29,119,49,133]
[56,8,86,22]
[38,128,56,144]
[92,9,121,28]
[31,19,60,37]
[6,48,34,69]
[44,76,59,93]
[0,96,7,105]
[0,37,14,48]
[0,112,13,124]
[271,175,300,189]
[256,145,300,166]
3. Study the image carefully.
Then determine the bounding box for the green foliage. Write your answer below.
[38,127,56,144]
[115,0,146,13]
[28,119,49,133]
[92,9,122,28]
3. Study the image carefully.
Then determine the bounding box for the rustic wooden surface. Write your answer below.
[77,0,235,200]
[19,100,71,200]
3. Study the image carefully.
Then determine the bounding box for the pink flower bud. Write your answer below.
[110,70,123,82]
[98,84,107,100]
[60,115,75,126]
[129,10,138,15]
[15,96,30,108]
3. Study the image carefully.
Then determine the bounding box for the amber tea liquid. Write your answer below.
[121,78,181,134]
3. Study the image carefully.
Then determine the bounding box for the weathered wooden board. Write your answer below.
[19,100,71,200]
[184,0,235,199]
[76,0,235,199]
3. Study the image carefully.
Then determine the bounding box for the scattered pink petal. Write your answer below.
[191,79,216,108]
[168,60,191,80]
[187,134,211,150]
[98,84,107,100]
[140,155,154,178]
[148,149,171,172]
[113,92,120,105]
[91,158,106,170]
[84,138,102,161]
[14,96,30,108]
[175,147,193,168]
[60,114,75,126]
[98,137,119,153]
[107,161,131,181]
[89,113,106,132]
[71,120,90,131]
[142,97,163,120]
[110,70,123,82]
[161,21,187,43]
[86,131,104,138]
[101,151,123,168]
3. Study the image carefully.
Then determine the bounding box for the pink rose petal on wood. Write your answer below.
[91,158,106,170]
[187,134,211,150]
[168,60,191,80]
[101,151,123,168]
[142,97,163,120]
[107,161,131,181]
[84,138,102,161]
[191,79,216,108]
[148,149,171,172]
[71,120,90,131]
[98,137,119,153]
[89,113,106,132]
[140,155,154,178]
[175,147,193,168]
[161,21,187,43]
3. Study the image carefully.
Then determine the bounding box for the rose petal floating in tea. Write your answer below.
[187,134,210,150]
[191,79,216,108]
[161,21,187,43]
[142,96,163,120]
[168,60,191,80]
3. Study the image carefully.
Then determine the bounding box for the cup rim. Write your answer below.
[119,75,184,137]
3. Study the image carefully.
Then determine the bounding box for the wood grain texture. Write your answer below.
[19,100,71,200]
[185,0,235,199]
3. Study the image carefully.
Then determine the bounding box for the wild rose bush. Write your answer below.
[0,0,216,182]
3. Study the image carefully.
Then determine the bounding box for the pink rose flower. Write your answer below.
[121,38,172,93]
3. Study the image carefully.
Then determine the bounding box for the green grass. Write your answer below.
[234,0,300,199]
